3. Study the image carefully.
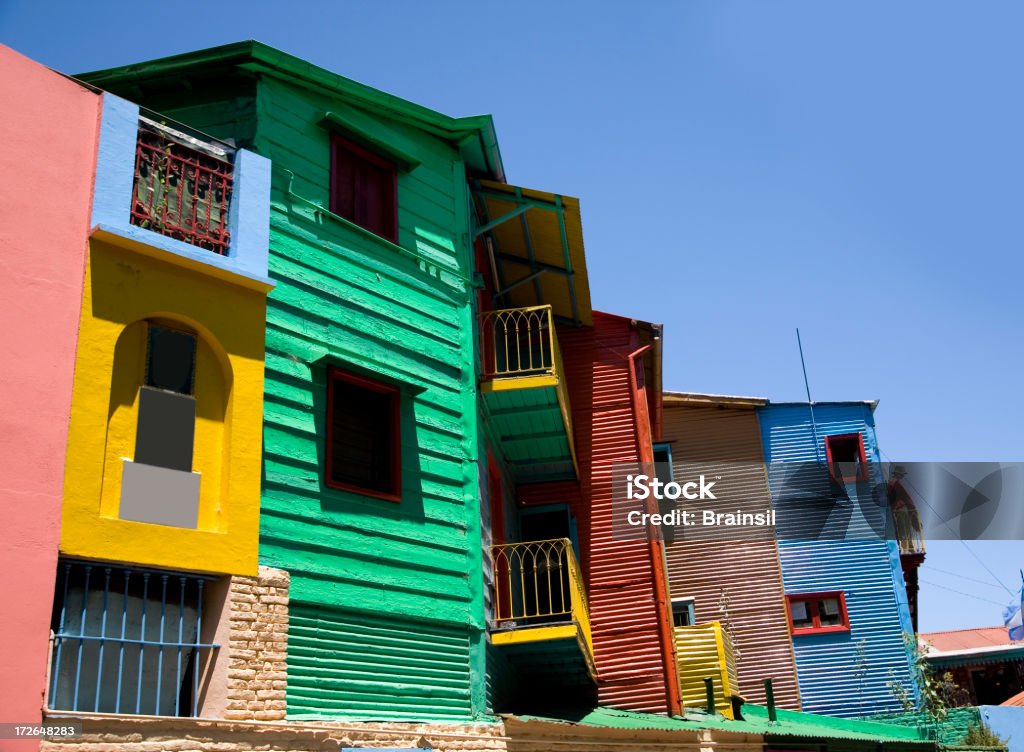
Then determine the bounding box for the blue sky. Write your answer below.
[3,0,1021,632]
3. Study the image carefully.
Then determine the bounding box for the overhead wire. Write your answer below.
[877,446,1014,597]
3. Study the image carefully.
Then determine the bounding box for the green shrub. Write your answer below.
[962,719,1008,748]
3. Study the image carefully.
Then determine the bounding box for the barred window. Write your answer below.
[48,559,219,716]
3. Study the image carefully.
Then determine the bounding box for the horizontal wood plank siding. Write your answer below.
[254,76,483,720]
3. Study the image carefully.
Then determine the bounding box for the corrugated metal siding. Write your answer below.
[288,602,473,719]
[674,622,737,716]
[662,404,801,709]
[252,77,484,719]
[759,403,917,717]
[521,313,673,714]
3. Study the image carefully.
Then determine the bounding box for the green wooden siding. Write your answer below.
[252,76,486,719]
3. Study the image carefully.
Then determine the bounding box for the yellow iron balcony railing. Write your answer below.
[490,538,592,656]
[479,304,563,380]
[478,305,576,475]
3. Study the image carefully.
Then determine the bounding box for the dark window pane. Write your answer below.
[134,387,196,472]
[653,444,673,484]
[331,145,356,220]
[790,599,814,628]
[146,326,196,395]
[818,597,843,626]
[827,434,864,480]
[672,600,693,627]
[329,376,397,495]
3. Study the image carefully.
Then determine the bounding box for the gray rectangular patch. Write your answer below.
[134,386,196,472]
[119,460,201,528]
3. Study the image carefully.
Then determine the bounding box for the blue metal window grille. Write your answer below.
[48,559,220,717]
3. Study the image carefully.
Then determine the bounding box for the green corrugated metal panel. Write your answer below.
[485,639,518,713]
[515,703,934,744]
[702,703,931,742]
[287,603,474,720]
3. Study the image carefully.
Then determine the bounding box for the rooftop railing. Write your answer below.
[131,118,234,255]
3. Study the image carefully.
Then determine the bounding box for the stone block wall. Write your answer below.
[200,565,290,720]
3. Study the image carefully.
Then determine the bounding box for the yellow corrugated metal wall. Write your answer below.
[674,622,734,716]
[662,402,801,710]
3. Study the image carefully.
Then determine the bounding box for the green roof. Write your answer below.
[511,703,934,745]
[76,40,504,180]
[704,703,932,743]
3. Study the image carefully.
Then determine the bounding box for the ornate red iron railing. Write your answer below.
[130,120,234,255]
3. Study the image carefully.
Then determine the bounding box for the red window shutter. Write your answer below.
[330,140,356,219]
[330,134,398,243]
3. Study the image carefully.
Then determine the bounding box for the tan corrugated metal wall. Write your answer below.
[662,402,801,710]
[520,313,676,714]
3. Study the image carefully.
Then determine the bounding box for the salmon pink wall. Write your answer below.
[0,45,100,744]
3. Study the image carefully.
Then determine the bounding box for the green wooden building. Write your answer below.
[82,41,506,721]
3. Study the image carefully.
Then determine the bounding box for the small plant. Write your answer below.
[962,719,1007,748]
[718,588,740,660]
[854,638,869,706]
[887,632,971,722]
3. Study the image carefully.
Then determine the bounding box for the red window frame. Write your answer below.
[786,592,850,635]
[329,133,398,243]
[825,432,869,482]
[325,367,401,502]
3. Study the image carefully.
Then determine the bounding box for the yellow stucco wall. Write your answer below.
[61,238,267,575]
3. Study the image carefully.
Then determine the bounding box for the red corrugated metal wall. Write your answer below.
[519,312,676,714]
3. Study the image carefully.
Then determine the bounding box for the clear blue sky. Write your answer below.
[3,0,1021,632]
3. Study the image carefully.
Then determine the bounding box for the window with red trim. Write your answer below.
[325,367,401,501]
[787,592,850,635]
[825,433,869,482]
[330,133,398,243]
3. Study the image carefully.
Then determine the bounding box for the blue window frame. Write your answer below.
[653,442,674,483]
[671,597,696,628]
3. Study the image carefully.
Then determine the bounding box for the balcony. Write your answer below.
[131,119,234,255]
[90,95,271,290]
[675,621,741,718]
[489,539,595,686]
[479,305,577,482]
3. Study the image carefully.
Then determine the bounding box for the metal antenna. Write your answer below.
[797,328,822,462]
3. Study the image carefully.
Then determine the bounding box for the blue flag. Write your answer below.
[1005,586,1024,642]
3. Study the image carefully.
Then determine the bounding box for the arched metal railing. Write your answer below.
[490,538,592,655]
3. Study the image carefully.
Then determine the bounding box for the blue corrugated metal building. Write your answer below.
[758,401,919,717]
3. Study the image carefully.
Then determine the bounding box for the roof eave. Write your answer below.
[664,391,769,408]
[78,40,505,180]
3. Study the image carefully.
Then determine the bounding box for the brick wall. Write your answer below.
[37,715,754,752]
[201,566,290,720]
[39,717,507,752]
